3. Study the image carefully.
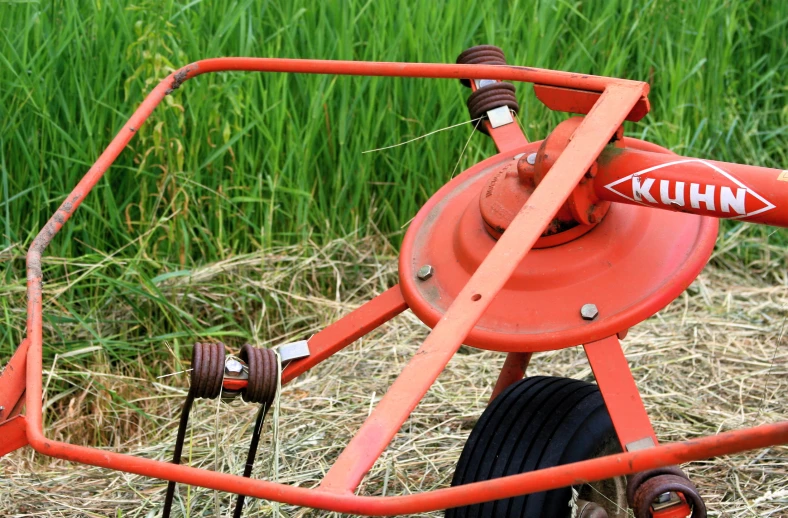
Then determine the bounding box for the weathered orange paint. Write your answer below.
[534,84,651,122]
[282,285,408,384]
[489,352,532,403]
[398,140,718,352]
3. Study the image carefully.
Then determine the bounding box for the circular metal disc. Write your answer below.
[399,141,718,352]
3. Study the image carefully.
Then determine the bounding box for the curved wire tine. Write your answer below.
[162,393,195,518]
[232,346,279,517]
[232,403,270,518]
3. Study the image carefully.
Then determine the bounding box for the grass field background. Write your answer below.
[1,0,787,360]
[1,1,787,516]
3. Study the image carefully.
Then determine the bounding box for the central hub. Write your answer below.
[398,136,718,352]
[478,117,613,247]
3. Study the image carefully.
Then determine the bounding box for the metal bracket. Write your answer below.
[472,79,515,128]
[278,340,311,363]
[626,437,656,452]
[487,106,514,128]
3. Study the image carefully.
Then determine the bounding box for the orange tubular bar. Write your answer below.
[16,57,788,515]
[489,352,532,403]
[595,146,788,227]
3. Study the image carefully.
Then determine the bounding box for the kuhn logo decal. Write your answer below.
[604,159,775,219]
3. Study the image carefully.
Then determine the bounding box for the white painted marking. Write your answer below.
[632,176,656,203]
[719,186,747,215]
[604,159,775,219]
[690,183,715,211]
[660,180,685,206]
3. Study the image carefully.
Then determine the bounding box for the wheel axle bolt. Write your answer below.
[580,303,599,320]
[526,152,537,165]
[417,264,434,281]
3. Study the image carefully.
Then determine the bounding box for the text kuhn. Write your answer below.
[632,177,746,214]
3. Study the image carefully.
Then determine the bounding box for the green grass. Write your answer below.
[1,0,787,363]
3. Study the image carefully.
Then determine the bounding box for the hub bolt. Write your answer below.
[580,303,599,321]
[526,152,537,165]
[417,264,435,281]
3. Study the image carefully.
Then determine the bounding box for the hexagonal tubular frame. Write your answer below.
[0,57,784,516]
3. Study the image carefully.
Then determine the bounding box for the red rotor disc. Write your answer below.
[399,141,718,352]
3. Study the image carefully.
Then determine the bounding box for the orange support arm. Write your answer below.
[595,145,788,227]
[585,336,658,450]
[0,338,28,423]
[282,285,408,384]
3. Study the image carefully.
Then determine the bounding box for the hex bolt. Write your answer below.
[417,264,434,281]
[580,303,599,321]
[526,152,537,165]
[656,492,672,504]
[220,357,246,404]
[225,358,244,377]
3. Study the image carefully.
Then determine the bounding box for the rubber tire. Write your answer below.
[446,376,620,518]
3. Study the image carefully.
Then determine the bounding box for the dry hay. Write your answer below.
[1,238,786,517]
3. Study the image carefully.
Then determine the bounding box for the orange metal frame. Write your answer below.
[2,57,787,516]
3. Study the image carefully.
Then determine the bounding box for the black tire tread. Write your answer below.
[447,376,617,518]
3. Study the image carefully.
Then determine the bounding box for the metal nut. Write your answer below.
[656,492,672,504]
[417,264,434,281]
[580,303,599,321]
[224,358,245,377]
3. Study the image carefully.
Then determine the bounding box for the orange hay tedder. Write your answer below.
[1,47,787,517]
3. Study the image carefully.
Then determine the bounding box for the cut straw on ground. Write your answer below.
[1,238,785,517]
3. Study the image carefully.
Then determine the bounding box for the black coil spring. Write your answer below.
[456,45,507,88]
[162,342,226,518]
[456,45,519,134]
[239,343,278,406]
[190,341,226,399]
[467,82,519,120]
[162,342,280,518]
